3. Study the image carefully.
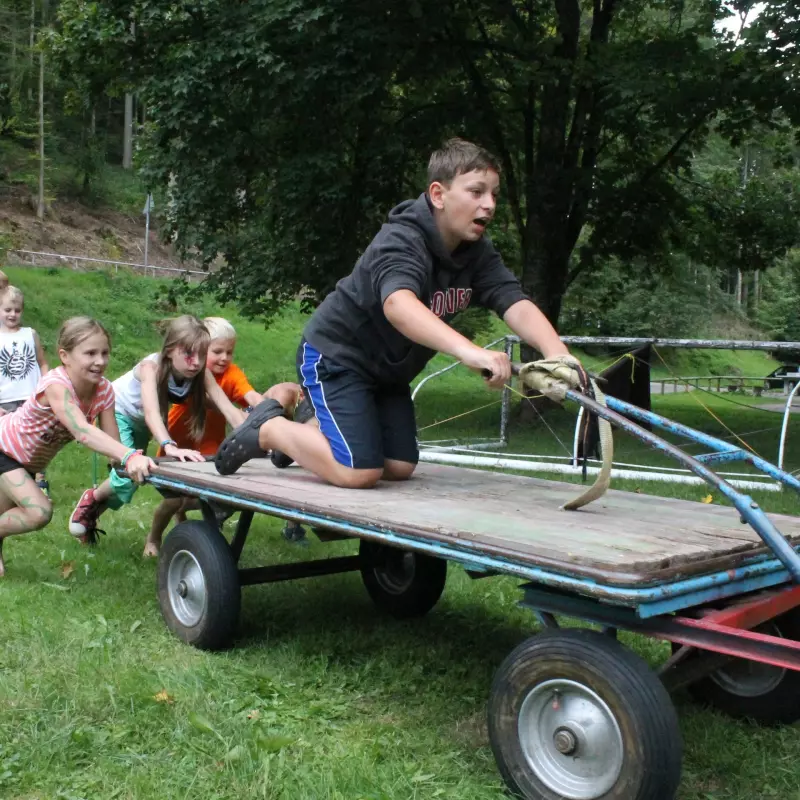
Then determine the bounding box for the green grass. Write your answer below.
[2,267,800,799]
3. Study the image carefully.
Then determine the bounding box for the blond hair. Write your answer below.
[156,315,209,442]
[203,317,236,342]
[0,271,9,292]
[1,285,24,306]
[427,138,501,186]
[57,316,110,354]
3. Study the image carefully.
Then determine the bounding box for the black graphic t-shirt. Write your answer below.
[0,327,41,403]
[304,194,527,385]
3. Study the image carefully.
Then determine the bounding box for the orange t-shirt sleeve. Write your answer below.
[220,364,256,407]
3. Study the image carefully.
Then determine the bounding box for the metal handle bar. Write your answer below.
[497,361,800,581]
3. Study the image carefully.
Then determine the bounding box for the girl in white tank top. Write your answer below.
[0,286,49,410]
[68,316,247,556]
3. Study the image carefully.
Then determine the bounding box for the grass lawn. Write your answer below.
[1,267,800,799]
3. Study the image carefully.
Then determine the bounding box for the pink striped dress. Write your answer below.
[0,367,115,472]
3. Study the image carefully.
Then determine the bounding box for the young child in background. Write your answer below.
[0,286,51,495]
[68,315,247,554]
[144,317,304,555]
[0,316,154,576]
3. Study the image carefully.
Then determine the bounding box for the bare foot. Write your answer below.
[0,540,5,577]
[142,540,160,558]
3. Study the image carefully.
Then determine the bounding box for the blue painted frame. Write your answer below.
[147,473,800,620]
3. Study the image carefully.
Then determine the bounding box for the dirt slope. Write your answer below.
[0,185,197,272]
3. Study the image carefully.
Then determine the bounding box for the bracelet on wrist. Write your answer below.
[160,439,177,449]
[121,448,142,468]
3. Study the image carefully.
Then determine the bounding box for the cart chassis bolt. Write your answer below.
[553,726,577,755]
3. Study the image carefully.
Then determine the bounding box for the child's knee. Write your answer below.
[382,461,416,481]
[264,382,301,410]
[108,472,137,507]
[333,466,382,489]
[26,501,52,529]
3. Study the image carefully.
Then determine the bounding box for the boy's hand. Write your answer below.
[460,347,511,390]
[265,382,303,413]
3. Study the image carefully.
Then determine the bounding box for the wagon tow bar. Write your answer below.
[505,360,800,583]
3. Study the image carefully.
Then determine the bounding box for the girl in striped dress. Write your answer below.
[0,317,154,577]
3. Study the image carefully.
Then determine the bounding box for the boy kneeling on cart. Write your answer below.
[215,138,584,488]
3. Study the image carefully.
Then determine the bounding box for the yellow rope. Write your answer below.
[417,399,503,432]
[652,345,761,457]
[417,381,544,432]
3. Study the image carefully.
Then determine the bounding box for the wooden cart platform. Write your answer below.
[152,459,800,589]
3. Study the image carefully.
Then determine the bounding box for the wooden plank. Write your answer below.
[152,460,800,586]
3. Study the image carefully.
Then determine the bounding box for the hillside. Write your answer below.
[0,139,190,270]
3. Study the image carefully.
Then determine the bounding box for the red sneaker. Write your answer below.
[68,488,106,545]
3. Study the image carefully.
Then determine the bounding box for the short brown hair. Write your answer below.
[427,138,501,186]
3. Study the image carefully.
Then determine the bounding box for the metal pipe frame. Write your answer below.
[558,388,800,582]
[520,584,800,672]
[601,395,800,494]
[505,334,800,352]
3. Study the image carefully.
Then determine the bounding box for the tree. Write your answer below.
[51,0,800,329]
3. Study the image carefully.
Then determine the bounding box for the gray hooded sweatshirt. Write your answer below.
[303,193,527,385]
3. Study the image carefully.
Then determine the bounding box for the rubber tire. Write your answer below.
[359,539,447,619]
[489,628,682,800]
[157,520,241,650]
[678,608,800,725]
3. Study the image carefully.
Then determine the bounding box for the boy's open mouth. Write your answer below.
[473,217,490,230]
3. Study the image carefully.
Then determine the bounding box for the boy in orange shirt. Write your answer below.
[144,317,301,555]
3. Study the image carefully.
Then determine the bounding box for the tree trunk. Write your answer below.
[753,269,759,313]
[36,25,45,220]
[735,268,742,306]
[122,93,133,168]
[28,0,35,104]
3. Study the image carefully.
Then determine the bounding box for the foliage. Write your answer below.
[561,254,736,338]
[758,248,800,344]
[45,0,800,330]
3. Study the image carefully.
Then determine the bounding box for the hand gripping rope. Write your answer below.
[515,356,613,511]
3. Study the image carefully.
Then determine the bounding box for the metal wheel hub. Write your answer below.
[167,550,207,627]
[519,678,624,799]
[710,622,785,698]
[373,551,416,595]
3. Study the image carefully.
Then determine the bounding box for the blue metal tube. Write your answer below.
[148,473,800,613]
[603,395,800,493]
[563,389,800,582]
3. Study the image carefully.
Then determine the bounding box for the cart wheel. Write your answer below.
[359,539,446,618]
[489,629,682,800]
[157,520,241,650]
[679,609,800,724]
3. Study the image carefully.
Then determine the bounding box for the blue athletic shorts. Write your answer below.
[296,340,418,470]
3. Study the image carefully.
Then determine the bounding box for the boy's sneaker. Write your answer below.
[68,488,105,545]
[271,398,315,469]
[35,475,49,498]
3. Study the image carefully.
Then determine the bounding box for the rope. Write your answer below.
[651,346,762,457]
[517,357,613,510]
[417,399,504,432]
